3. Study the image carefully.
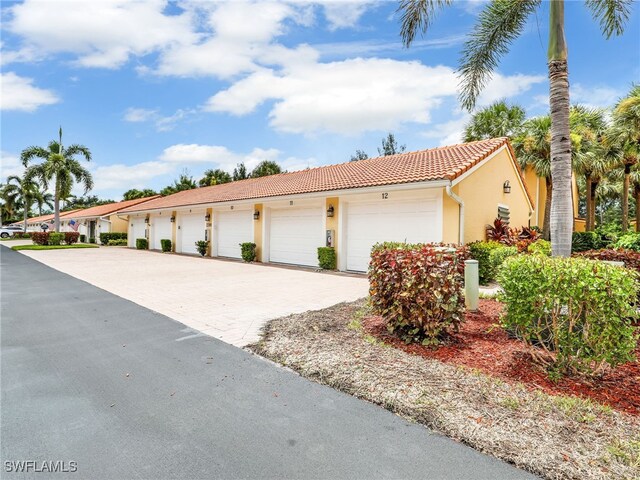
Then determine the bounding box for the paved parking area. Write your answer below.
[17,246,369,346]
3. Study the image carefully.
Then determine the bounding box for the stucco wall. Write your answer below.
[109,214,129,233]
[456,148,532,244]
[254,203,263,262]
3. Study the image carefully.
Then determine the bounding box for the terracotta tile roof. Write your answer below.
[121,138,531,213]
[73,196,160,219]
[20,210,80,225]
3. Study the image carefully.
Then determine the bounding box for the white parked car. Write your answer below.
[0,225,25,238]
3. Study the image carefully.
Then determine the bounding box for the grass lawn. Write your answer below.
[249,300,640,480]
[12,244,99,251]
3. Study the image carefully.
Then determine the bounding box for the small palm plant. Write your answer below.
[195,240,209,257]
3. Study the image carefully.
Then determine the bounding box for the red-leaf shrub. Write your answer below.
[64,232,80,245]
[369,242,468,345]
[574,249,640,273]
[31,232,49,245]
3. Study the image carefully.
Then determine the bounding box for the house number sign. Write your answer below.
[381,193,389,199]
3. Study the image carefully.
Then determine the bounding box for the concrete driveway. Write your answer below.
[17,246,369,346]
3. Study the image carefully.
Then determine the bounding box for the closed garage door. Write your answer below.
[346,198,440,272]
[217,210,252,259]
[178,213,205,255]
[269,207,323,267]
[151,215,172,250]
[129,218,146,248]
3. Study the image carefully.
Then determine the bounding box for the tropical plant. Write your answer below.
[21,128,93,232]
[160,170,197,196]
[377,133,406,156]
[198,169,232,187]
[232,162,248,181]
[122,188,158,200]
[399,0,634,257]
[463,100,525,142]
[250,160,283,178]
[350,149,369,161]
[33,191,54,215]
[3,173,41,231]
[195,240,209,257]
[240,242,257,262]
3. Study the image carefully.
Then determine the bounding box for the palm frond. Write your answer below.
[398,0,453,47]
[64,144,92,162]
[585,0,633,38]
[20,146,49,167]
[458,0,540,111]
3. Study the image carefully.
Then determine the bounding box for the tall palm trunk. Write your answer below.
[23,199,28,233]
[548,0,572,257]
[543,177,553,240]
[622,165,631,232]
[53,178,60,233]
[585,174,592,231]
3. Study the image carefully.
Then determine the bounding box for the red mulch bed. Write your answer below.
[362,299,640,415]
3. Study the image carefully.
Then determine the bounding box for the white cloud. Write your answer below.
[158,143,283,172]
[91,161,175,191]
[123,107,158,123]
[0,72,59,112]
[123,107,198,131]
[423,116,470,146]
[0,152,24,179]
[476,73,546,107]
[322,1,372,30]
[571,84,621,108]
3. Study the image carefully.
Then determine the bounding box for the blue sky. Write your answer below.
[1,0,638,200]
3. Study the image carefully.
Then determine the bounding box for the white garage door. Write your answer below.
[346,198,440,272]
[151,215,172,250]
[217,210,252,259]
[269,207,323,267]
[178,213,205,255]
[129,218,146,248]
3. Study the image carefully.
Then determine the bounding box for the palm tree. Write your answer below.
[513,116,552,239]
[463,100,525,142]
[198,169,232,187]
[21,128,93,232]
[612,84,640,231]
[4,173,42,231]
[0,183,20,224]
[34,191,54,215]
[399,0,633,256]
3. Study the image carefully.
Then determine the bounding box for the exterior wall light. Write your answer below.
[170,216,175,223]
[326,205,335,217]
[503,180,511,194]
[253,210,260,220]
[144,217,149,224]
[204,213,211,222]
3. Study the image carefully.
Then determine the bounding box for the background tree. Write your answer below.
[378,133,406,156]
[21,128,93,232]
[64,195,114,210]
[160,170,197,196]
[4,173,41,231]
[463,100,525,142]
[233,163,248,181]
[350,150,369,161]
[399,0,633,256]
[250,160,283,178]
[122,188,158,200]
[34,191,54,215]
[0,183,20,224]
[199,169,232,187]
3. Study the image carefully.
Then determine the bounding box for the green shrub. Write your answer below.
[317,247,337,270]
[48,232,64,246]
[240,242,256,262]
[160,239,172,252]
[80,234,86,243]
[64,232,80,245]
[488,246,518,279]
[614,233,640,251]
[369,242,467,345]
[100,232,127,245]
[195,240,209,256]
[31,232,49,245]
[136,238,148,250]
[499,255,638,377]
[107,239,127,246]
[89,237,96,244]
[469,241,502,285]
[572,231,612,253]
[528,239,551,256]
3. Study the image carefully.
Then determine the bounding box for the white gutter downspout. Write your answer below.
[446,183,465,245]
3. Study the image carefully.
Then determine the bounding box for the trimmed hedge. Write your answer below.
[107,239,127,246]
[160,239,172,252]
[527,239,551,256]
[32,232,49,245]
[64,232,80,245]
[195,240,209,257]
[317,247,337,270]
[499,255,638,377]
[89,237,96,244]
[136,238,148,250]
[99,232,127,245]
[468,241,502,285]
[240,242,256,262]
[614,233,640,252]
[80,234,86,243]
[48,232,64,246]
[369,242,468,346]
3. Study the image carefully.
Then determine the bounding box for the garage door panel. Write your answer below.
[130,218,146,248]
[152,216,172,250]
[269,208,322,267]
[346,198,440,272]
[179,214,205,255]
[217,211,252,259]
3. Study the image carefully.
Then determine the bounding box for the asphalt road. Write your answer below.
[1,246,535,479]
